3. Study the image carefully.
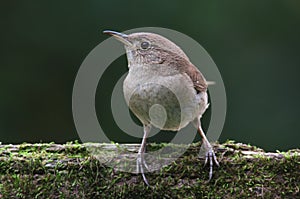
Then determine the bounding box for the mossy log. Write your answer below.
[0,141,299,198]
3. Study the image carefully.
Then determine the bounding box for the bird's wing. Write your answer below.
[164,52,208,93]
[184,63,208,93]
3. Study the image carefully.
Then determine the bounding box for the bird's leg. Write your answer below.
[137,124,151,186]
[197,119,219,181]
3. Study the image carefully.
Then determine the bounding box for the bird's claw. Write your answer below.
[137,153,150,186]
[202,147,219,181]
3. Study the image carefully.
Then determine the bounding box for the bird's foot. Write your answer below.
[201,144,219,181]
[137,153,150,186]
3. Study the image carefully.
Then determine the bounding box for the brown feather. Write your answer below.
[185,62,207,93]
[164,52,208,93]
[154,34,208,93]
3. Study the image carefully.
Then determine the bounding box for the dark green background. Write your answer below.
[1,1,299,151]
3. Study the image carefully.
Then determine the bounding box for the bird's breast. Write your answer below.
[123,65,206,131]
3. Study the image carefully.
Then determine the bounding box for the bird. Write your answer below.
[103,30,219,185]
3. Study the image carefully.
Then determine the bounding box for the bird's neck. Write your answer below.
[128,64,180,78]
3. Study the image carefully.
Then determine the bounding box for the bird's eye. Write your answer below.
[140,41,150,49]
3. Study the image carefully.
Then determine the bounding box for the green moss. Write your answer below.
[0,141,299,198]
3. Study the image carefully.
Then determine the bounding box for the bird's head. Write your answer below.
[103,30,190,68]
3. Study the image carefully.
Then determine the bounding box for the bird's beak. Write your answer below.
[103,30,132,47]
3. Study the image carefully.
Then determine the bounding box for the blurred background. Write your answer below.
[1,1,299,151]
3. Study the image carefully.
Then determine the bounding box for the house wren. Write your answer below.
[103,30,219,185]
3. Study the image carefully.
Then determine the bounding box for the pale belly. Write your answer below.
[123,67,207,131]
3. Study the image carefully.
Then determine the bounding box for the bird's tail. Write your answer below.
[207,81,216,85]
